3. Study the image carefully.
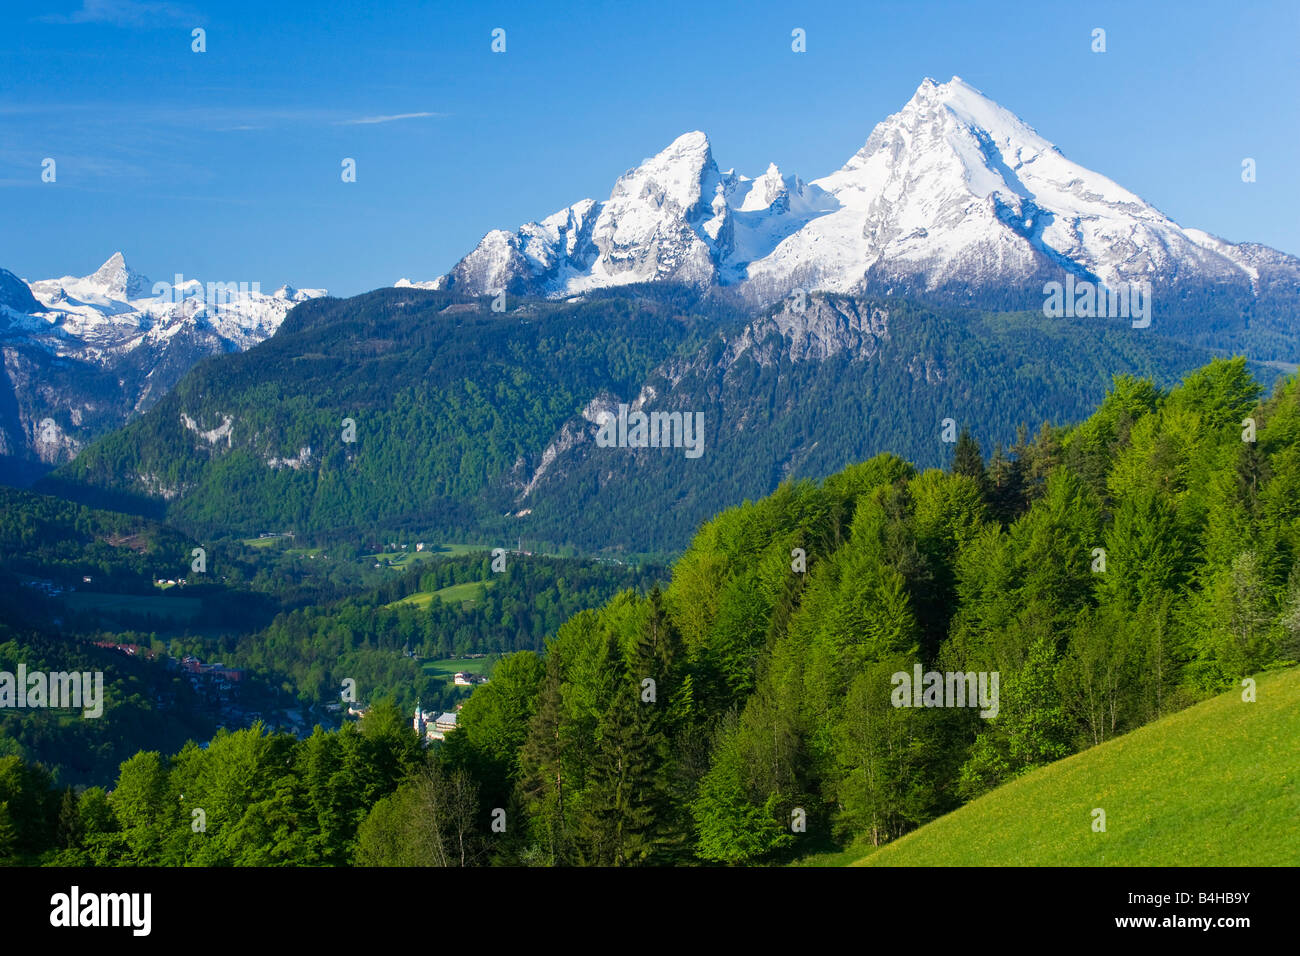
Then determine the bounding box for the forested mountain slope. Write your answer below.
[39,284,1263,557]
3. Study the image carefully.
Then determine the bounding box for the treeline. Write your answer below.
[464,297,1262,555]
[43,283,1257,560]
[6,358,1299,865]
[0,702,428,866]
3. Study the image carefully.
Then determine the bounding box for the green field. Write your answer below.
[388,578,496,610]
[64,591,204,623]
[421,654,504,682]
[240,535,304,549]
[367,543,489,570]
[426,543,491,556]
[803,666,1300,867]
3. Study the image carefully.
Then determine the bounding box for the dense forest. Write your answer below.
[37,285,1261,558]
[211,553,666,714]
[513,294,1263,554]
[38,288,712,544]
[0,487,192,591]
[0,615,218,789]
[4,357,1296,865]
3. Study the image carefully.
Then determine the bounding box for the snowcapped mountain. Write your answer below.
[14,252,325,361]
[0,253,325,474]
[428,77,1300,315]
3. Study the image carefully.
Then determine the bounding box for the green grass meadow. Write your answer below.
[802,666,1300,867]
[387,578,496,610]
[421,654,504,682]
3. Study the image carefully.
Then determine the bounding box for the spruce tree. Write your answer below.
[0,801,16,863]
[951,426,988,495]
[519,650,570,863]
[577,634,672,866]
[56,787,81,850]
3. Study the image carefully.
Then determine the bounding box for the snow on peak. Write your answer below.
[654,130,712,166]
[86,252,153,300]
[9,255,327,363]
[432,78,1296,304]
[607,129,717,217]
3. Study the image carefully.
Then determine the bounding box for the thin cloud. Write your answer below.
[36,0,199,26]
[0,103,447,131]
[339,112,443,126]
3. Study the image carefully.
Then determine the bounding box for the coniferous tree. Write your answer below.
[951,426,988,494]
[56,787,81,851]
[518,649,571,863]
[577,634,673,866]
[0,801,17,864]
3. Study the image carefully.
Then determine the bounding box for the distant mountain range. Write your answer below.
[422,77,1299,356]
[0,252,324,479]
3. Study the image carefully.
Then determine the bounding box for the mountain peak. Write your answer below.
[86,252,152,300]
[433,76,1297,310]
[605,129,720,224]
[949,78,1038,134]
[0,267,42,314]
[90,251,127,280]
[911,75,973,97]
[637,130,714,178]
[664,130,710,152]
[629,131,715,188]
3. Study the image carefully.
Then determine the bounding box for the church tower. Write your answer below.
[413,699,425,737]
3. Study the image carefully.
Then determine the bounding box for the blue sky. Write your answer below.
[3,0,1297,296]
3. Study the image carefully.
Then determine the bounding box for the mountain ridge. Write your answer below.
[426,77,1300,354]
[0,252,326,477]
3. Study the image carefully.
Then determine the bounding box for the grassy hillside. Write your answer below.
[829,666,1300,866]
[387,578,495,609]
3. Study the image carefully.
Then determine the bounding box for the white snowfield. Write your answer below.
[6,252,325,364]
[427,77,1293,304]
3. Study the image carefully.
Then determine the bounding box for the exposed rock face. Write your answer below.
[728,296,891,366]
